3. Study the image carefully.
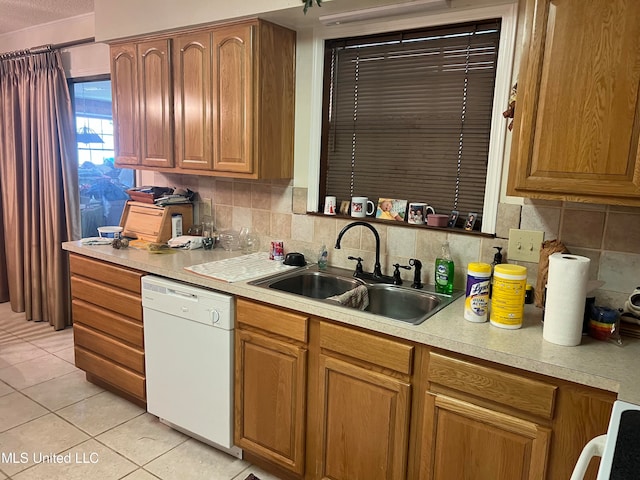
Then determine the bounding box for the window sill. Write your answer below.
[305,212,494,238]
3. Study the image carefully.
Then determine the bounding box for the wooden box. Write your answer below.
[120,201,193,243]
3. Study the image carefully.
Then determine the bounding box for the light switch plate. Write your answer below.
[508,229,544,263]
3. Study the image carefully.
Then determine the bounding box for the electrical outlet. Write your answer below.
[508,229,544,263]
[201,198,212,218]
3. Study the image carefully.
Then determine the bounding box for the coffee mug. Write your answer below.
[408,203,435,224]
[324,196,337,215]
[351,197,375,217]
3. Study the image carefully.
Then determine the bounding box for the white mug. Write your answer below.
[351,197,375,218]
[408,203,435,224]
[324,196,337,215]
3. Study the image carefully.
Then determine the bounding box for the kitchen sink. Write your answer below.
[365,284,460,324]
[261,270,365,299]
[249,265,462,325]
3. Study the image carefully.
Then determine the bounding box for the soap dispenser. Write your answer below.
[490,246,503,297]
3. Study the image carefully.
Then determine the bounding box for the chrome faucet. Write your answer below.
[335,221,385,279]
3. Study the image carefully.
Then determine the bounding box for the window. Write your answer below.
[71,79,134,237]
[320,20,501,230]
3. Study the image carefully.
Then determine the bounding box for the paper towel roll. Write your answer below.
[543,253,591,346]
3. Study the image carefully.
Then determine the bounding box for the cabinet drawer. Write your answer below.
[237,299,308,343]
[320,322,413,375]
[75,346,145,400]
[427,352,557,419]
[74,323,144,374]
[71,275,142,321]
[72,299,143,347]
[69,254,143,294]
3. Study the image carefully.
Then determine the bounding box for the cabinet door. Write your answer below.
[317,354,411,480]
[111,44,139,166]
[420,393,550,480]
[212,24,254,174]
[138,39,173,168]
[508,0,640,205]
[173,31,213,170]
[235,328,307,475]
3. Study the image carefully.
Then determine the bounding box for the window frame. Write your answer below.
[304,3,518,234]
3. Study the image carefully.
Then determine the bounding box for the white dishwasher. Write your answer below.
[142,275,241,458]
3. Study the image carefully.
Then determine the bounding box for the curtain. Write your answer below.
[0,49,80,330]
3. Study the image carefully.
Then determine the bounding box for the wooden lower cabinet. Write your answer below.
[314,322,413,480]
[69,254,146,406]
[317,354,411,480]
[234,301,615,480]
[234,299,308,475]
[420,393,550,480]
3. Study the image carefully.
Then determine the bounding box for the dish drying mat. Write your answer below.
[185,252,298,283]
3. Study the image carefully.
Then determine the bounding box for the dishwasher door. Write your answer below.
[141,275,238,455]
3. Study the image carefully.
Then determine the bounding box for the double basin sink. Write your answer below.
[249,265,463,325]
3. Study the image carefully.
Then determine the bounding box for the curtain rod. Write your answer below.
[0,38,95,60]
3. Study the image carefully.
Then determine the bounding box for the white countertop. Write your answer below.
[63,241,640,403]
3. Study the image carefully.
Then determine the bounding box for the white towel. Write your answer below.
[328,285,369,310]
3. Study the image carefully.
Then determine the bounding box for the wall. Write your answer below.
[0,13,110,79]
[151,172,640,312]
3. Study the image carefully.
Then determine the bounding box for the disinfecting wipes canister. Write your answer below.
[464,263,491,323]
[490,264,527,329]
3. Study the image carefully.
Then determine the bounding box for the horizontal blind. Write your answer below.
[323,20,501,222]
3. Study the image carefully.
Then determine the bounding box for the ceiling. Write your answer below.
[0,0,93,36]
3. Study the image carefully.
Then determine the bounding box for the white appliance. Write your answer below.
[570,400,640,479]
[141,275,241,458]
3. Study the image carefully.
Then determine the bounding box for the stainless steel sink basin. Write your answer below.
[365,284,459,325]
[249,266,462,325]
[254,269,365,299]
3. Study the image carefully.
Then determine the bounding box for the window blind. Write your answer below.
[322,20,501,223]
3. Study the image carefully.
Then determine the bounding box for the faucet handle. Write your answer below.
[392,263,411,285]
[347,256,364,275]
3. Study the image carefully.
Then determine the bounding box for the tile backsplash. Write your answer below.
[154,173,640,311]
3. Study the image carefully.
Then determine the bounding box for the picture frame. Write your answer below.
[376,198,407,222]
[464,212,478,231]
[339,200,350,215]
[447,210,459,228]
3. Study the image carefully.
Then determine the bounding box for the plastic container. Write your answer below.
[464,263,491,323]
[97,226,123,238]
[490,264,527,329]
[171,214,183,239]
[318,244,328,270]
[434,242,454,294]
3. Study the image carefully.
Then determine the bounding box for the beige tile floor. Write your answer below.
[0,302,280,480]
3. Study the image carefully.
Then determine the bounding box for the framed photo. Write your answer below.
[464,212,478,231]
[339,200,350,215]
[447,210,459,228]
[376,198,407,222]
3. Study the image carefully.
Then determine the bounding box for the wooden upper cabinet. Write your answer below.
[508,0,640,206]
[138,39,173,168]
[110,19,295,178]
[111,44,139,166]
[212,24,254,174]
[112,40,173,168]
[173,31,213,170]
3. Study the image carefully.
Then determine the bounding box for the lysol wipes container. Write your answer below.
[490,264,527,329]
[464,263,491,323]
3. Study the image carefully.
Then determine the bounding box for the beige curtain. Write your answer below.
[0,49,80,330]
